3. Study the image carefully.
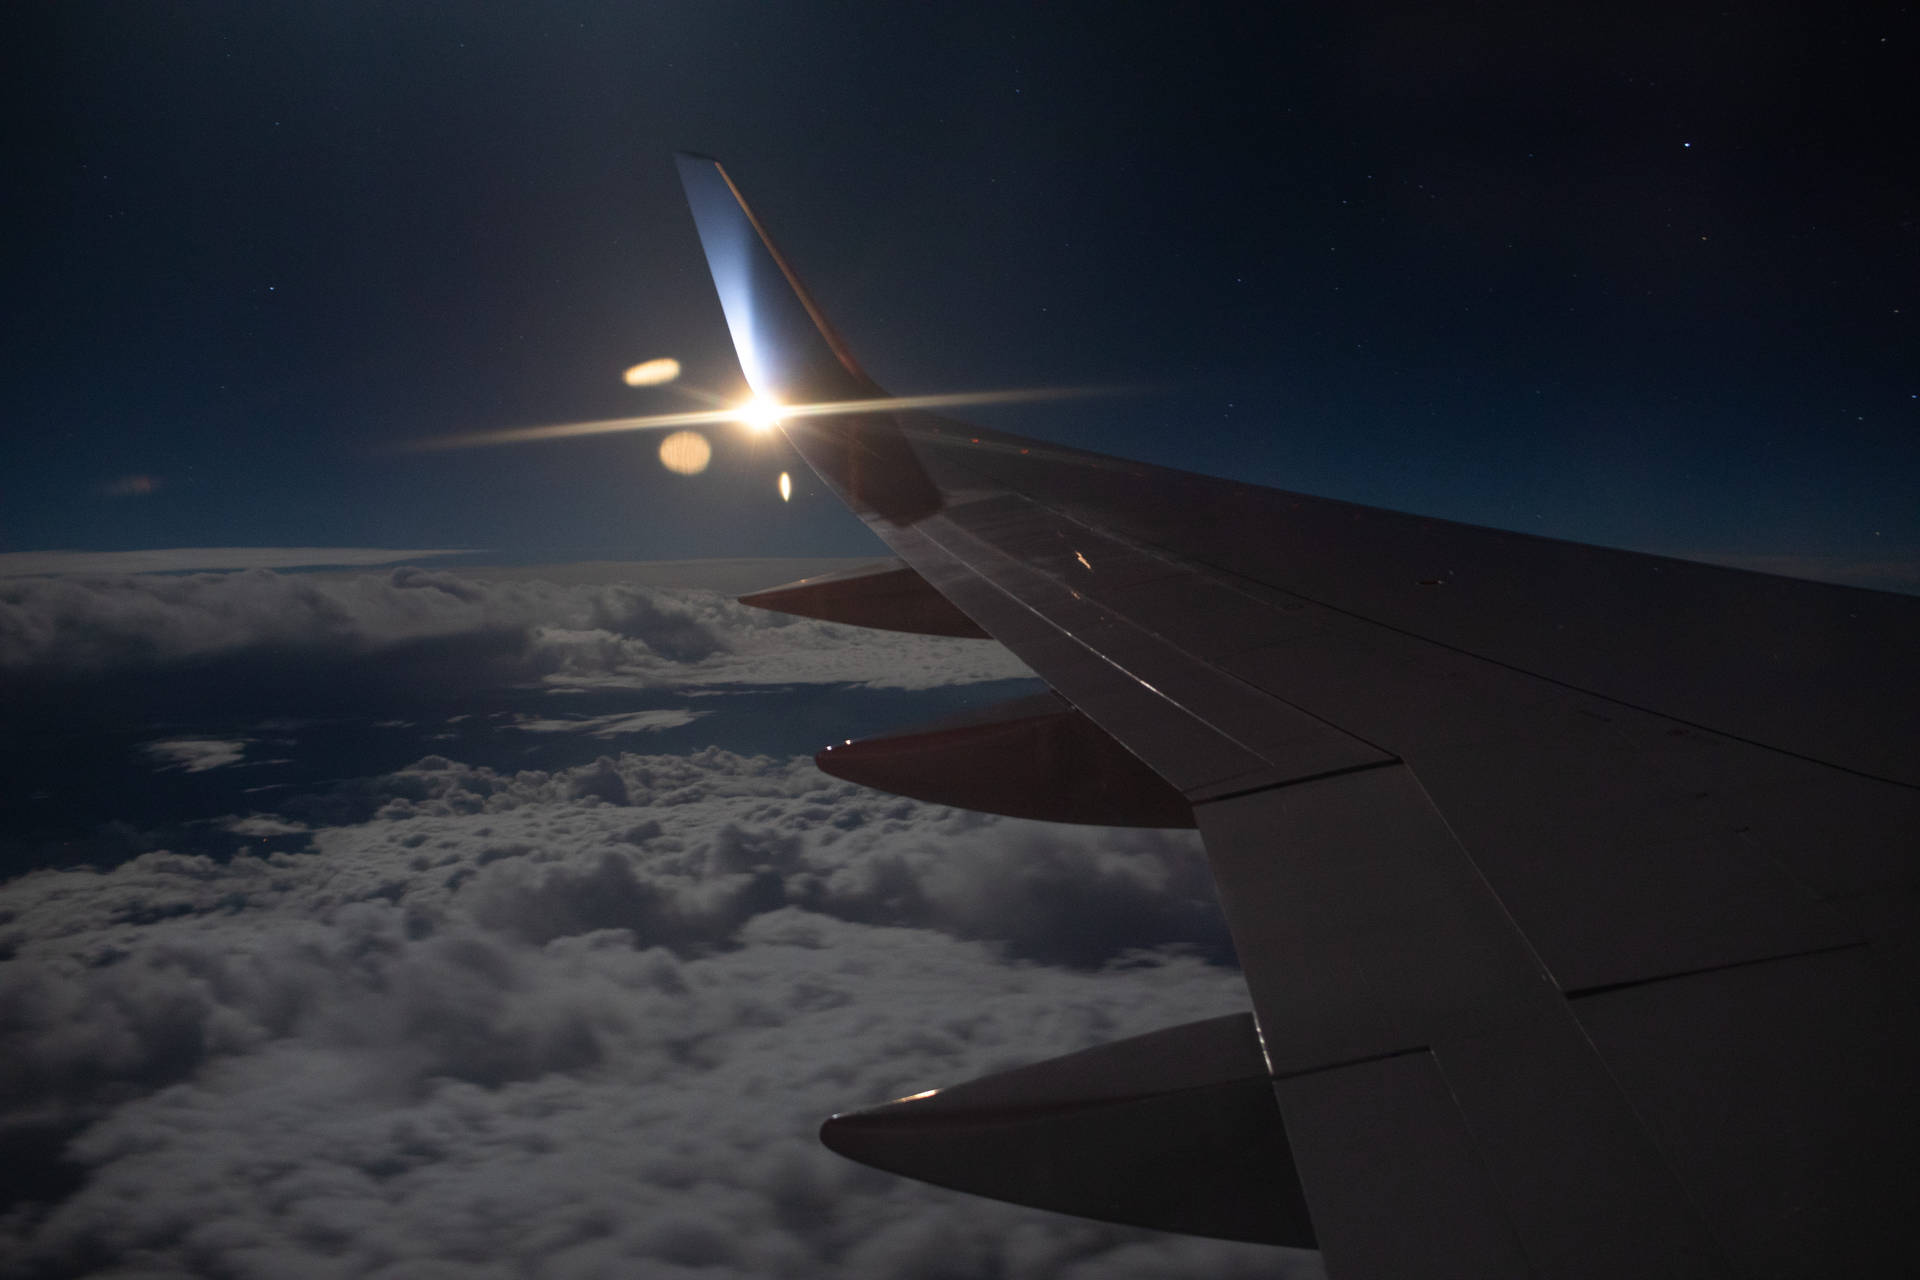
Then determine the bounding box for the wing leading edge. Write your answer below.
[674,155,1920,1278]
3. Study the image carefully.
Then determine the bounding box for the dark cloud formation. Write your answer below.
[0,749,1310,1279]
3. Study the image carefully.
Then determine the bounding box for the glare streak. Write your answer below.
[396,386,1126,453]
[400,407,752,452]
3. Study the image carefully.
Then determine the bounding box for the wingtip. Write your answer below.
[672,152,878,405]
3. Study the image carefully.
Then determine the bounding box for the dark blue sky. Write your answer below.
[7,1,1914,579]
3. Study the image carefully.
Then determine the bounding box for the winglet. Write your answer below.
[675,154,942,526]
[673,153,881,405]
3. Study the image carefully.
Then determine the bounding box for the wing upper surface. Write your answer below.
[676,155,1920,1279]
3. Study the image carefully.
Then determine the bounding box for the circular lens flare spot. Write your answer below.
[622,357,681,387]
[738,396,782,433]
[657,430,712,475]
[778,471,792,502]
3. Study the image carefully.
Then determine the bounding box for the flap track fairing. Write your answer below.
[820,1013,1314,1246]
[816,692,1195,827]
[739,559,989,638]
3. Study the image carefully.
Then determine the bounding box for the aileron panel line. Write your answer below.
[1201,769,1730,1277]
[1275,1052,1534,1280]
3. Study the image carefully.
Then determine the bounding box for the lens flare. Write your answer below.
[396,385,1133,454]
[778,471,792,502]
[657,430,711,475]
[622,357,681,387]
[738,396,782,433]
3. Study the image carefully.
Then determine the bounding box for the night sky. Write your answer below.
[7,1,1914,581]
[1,5,1916,1278]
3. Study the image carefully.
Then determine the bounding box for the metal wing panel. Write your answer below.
[887,436,1881,997]
[1275,1052,1536,1280]
[1195,769,1560,1070]
[875,492,1392,799]
[1205,770,1733,1278]
[675,156,1920,1278]
[939,434,1920,786]
[1213,614,1874,995]
[1574,949,1920,1278]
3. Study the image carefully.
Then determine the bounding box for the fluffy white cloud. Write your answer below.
[0,566,1030,690]
[512,709,710,736]
[0,750,1317,1279]
[142,738,251,773]
[219,815,313,838]
[0,561,1313,1277]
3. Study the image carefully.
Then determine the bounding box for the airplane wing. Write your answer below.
[674,154,1919,1278]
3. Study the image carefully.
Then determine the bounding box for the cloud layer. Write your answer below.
[0,549,476,577]
[0,563,1314,1278]
[0,749,1312,1279]
[0,566,1031,692]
